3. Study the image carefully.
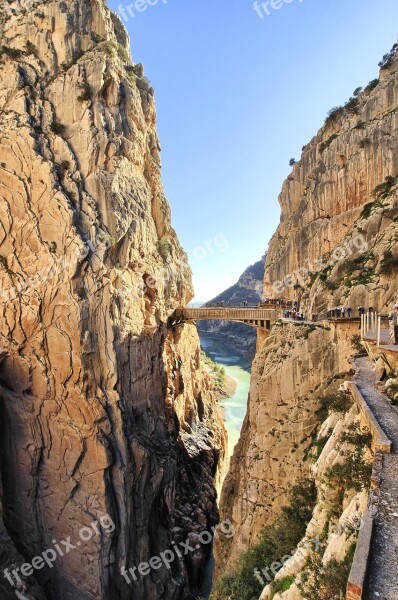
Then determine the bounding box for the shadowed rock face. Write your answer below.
[0,2,226,599]
[216,49,398,574]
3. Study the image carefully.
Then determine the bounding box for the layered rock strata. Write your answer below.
[216,47,398,578]
[0,2,226,599]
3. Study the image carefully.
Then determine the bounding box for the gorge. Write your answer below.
[1,2,398,600]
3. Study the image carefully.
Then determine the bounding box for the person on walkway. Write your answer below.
[341,306,346,318]
[347,307,352,318]
[388,305,398,344]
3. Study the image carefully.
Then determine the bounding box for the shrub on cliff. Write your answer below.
[378,43,398,70]
[300,542,356,600]
[210,481,317,600]
[158,236,171,259]
[316,391,353,422]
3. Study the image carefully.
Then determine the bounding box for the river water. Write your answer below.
[199,335,251,598]
[199,336,251,457]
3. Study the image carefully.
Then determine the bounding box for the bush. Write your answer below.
[325,106,344,126]
[373,175,398,199]
[158,237,170,259]
[270,576,295,598]
[300,543,356,600]
[77,81,92,102]
[360,199,384,219]
[319,134,338,153]
[210,481,316,600]
[50,121,66,135]
[210,481,317,600]
[317,392,353,422]
[351,334,365,354]
[0,45,23,60]
[345,97,360,115]
[364,79,379,93]
[326,444,372,493]
[25,41,38,57]
[379,44,398,70]
[380,251,398,274]
[289,158,296,166]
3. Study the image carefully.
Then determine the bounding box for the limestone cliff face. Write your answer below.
[216,48,398,573]
[0,2,226,599]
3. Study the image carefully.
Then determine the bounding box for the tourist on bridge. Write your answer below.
[347,307,352,318]
[388,304,398,345]
[358,306,365,316]
[341,306,346,318]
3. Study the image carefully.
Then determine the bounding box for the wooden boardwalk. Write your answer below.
[172,307,281,330]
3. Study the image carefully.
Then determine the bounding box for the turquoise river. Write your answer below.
[199,335,251,457]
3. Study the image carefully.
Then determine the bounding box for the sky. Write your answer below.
[108,0,398,302]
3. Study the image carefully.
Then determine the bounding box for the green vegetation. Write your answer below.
[319,134,338,153]
[360,199,384,219]
[50,121,66,135]
[351,334,365,354]
[200,350,226,389]
[77,81,92,102]
[270,576,295,599]
[378,43,398,70]
[300,543,356,600]
[117,44,130,63]
[325,422,372,494]
[354,121,366,130]
[25,41,38,57]
[380,251,398,274]
[158,236,171,259]
[91,32,105,43]
[325,106,344,126]
[373,175,398,199]
[364,79,379,93]
[0,45,24,60]
[210,481,317,600]
[316,391,353,422]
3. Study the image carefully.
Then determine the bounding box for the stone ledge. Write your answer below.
[346,512,374,599]
[344,382,392,453]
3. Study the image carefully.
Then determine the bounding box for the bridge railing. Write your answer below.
[183,308,280,321]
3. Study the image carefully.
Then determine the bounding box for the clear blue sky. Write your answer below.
[108,0,398,302]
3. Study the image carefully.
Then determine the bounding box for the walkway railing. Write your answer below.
[361,313,396,350]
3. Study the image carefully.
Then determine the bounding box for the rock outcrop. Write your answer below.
[216,45,398,582]
[0,2,226,599]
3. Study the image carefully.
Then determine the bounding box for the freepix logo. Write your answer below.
[253,0,304,20]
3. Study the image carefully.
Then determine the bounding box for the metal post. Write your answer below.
[377,316,381,347]
[361,314,364,338]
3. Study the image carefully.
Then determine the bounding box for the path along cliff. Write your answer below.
[214,44,398,598]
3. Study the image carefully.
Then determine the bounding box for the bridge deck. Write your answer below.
[176,307,281,329]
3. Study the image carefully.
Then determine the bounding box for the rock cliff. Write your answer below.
[216,45,398,582]
[0,2,226,599]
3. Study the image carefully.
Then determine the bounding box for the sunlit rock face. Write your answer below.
[216,49,398,573]
[0,2,226,598]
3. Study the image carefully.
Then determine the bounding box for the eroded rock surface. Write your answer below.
[216,48,398,578]
[0,2,227,599]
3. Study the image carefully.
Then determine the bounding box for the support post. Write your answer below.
[377,316,381,348]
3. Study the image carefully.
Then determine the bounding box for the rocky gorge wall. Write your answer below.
[216,47,398,583]
[0,2,227,599]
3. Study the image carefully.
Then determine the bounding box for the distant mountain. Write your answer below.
[197,256,266,360]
